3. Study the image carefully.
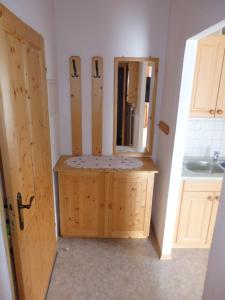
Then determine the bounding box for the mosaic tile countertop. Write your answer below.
[65,155,144,169]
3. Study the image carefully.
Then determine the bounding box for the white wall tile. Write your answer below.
[184,118,225,157]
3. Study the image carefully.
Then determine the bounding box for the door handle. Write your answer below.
[17,193,35,230]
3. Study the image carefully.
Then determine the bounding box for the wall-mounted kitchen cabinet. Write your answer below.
[174,180,222,248]
[190,35,225,118]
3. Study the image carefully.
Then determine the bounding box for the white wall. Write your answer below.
[202,176,225,300]
[54,0,171,156]
[0,227,13,300]
[152,0,225,256]
[0,1,60,299]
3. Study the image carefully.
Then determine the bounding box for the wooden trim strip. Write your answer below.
[70,56,82,155]
[158,121,170,135]
[92,57,103,155]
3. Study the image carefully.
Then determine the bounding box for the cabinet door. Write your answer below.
[59,171,105,237]
[216,48,225,117]
[206,192,220,246]
[106,172,154,238]
[177,192,214,247]
[190,36,225,117]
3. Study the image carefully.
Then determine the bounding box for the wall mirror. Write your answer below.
[114,57,158,157]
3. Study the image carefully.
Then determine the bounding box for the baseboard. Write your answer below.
[151,223,172,260]
[160,254,172,260]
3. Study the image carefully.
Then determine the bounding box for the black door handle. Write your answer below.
[17,193,35,230]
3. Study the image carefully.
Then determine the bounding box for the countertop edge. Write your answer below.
[54,155,159,173]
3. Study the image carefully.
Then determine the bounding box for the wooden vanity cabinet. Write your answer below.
[174,180,222,248]
[55,156,158,238]
[190,35,225,118]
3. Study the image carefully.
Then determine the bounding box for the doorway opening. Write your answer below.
[0,150,16,299]
[161,19,225,299]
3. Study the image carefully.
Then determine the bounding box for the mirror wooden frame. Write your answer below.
[113,57,159,157]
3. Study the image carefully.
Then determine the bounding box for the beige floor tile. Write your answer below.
[47,238,208,300]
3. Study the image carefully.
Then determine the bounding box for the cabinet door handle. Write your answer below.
[216,109,223,115]
[208,196,213,201]
[209,109,215,115]
[215,196,220,201]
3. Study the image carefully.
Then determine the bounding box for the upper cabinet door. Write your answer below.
[216,44,225,117]
[190,36,225,117]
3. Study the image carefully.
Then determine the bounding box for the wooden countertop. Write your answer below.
[54,155,159,173]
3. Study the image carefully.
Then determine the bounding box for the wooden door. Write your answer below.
[127,62,139,106]
[216,45,225,117]
[190,36,225,117]
[106,172,153,238]
[0,5,56,300]
[59,171,105,237]
[206,192,220,246]
[177,192,213,248]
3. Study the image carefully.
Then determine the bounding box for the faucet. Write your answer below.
[213,151,220,162]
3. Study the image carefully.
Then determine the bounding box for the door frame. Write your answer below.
[0,170,16,299]
[160,21,225,258]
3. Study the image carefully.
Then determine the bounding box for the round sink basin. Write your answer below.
[184,160,224,174]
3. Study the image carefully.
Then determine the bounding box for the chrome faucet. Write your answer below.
[213,151,220,162]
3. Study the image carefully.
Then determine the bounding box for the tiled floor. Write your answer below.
[47,238,209,300]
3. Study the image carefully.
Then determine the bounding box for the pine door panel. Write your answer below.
[206,192,220,246]
[177,191,213,247]
[106,172,153,238]
[190,36,225,117]
[216,45,225,117]
[59,171,105,237]
[5,33,36,229]
[0,5,56,300]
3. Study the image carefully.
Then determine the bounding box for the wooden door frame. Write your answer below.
[0,169,16,299]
